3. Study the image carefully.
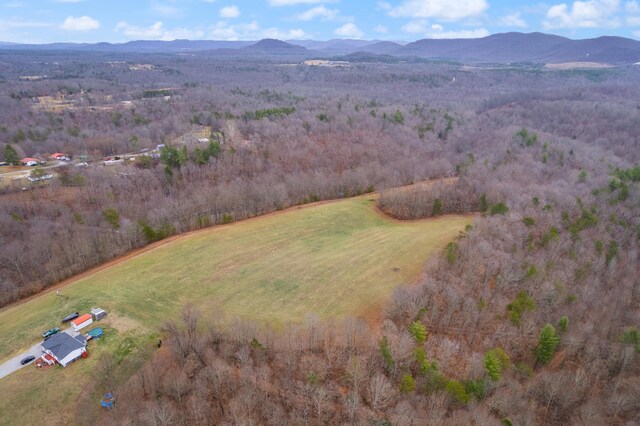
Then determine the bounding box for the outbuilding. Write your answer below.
[71,313,93,332]
[21,158,39,166]
[41,333,87,367]
[91,308,107,321]
[51,153,70,161]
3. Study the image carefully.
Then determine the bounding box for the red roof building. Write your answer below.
[71,314,93,332]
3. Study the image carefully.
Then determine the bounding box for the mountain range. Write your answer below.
[1,32,639,64]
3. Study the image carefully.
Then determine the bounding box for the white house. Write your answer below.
[41,333,86,367]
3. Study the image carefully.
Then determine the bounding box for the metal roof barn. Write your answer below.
[71,314,93,332]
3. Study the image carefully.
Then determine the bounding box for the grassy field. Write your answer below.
[0,196,471,424]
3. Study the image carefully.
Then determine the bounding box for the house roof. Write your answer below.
[51,153,66,158]
[42,333,85,360]
[71,314,92,325]
[21,157,39,163]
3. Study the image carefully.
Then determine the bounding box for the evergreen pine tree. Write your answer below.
[3,144,19,165]
[535,324,560,365]
[408,321,427,344]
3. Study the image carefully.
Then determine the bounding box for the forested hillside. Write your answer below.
[105,115,640,425]
[0,51,639,424]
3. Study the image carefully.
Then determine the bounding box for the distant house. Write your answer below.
[27,173,53,182]
[41,333,87,367]
[51,153,70,161]
[21,158,40,167]
[71,314,93,332]
[18,75,45,81]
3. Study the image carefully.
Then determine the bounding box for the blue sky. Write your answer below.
[1,0,639,43]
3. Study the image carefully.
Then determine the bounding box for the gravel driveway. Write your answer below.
[0,327,75,380]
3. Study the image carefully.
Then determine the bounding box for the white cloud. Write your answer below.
[543,0,622,28]
[151,2,183,18]
[262,27,308,39]
[499,12,527,27]
[428,27,490,38]
[634,29,640,37]
[3,1,27,7]
[0,19,52,30]
[401,19,429,33]
[220,5,240,18]
[206,20,308,40]
[208,21,259,39]
[626,0,640,24]
[115,21,205,40]
[401,21,489,38]
[334,22,364,38]
[294,5,339,21]
[374,24,388,33]
[269,0,326,6]
[60,16,100,31]
[626,0,640,12]
[389,0,489,20]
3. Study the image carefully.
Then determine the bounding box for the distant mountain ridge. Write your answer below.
[1,33,639,64]
[397,32,640,64]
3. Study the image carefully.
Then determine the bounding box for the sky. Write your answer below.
[1,0,640,44]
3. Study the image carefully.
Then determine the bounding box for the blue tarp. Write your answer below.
[101,392,114,409]
[87,328,103,338]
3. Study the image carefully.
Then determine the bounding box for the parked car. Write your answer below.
[42,327,60,339]
[61,312,79,323]
[20,355,35,365]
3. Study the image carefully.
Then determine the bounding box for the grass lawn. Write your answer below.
[0,196,471,424]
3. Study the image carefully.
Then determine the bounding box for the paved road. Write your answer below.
[0,327,75,381]
[0,341,43,380]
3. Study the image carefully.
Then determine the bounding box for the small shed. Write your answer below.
[71,314,93,332]
[91,308,107,321]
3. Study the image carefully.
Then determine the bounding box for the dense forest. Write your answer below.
[1,50,639,424]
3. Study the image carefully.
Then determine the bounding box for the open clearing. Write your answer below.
[0,195,471,424]
[544,62,613,70]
